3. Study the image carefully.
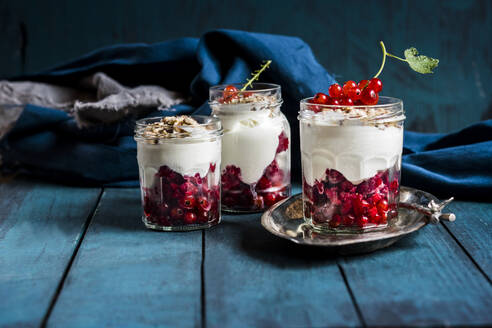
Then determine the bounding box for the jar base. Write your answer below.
[306,218,389,234]
[221,207,265,214]
[142,217,220,231]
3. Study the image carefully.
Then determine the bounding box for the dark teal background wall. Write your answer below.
[0,0,490,133]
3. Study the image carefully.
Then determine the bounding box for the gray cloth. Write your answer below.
[0,72,185,136]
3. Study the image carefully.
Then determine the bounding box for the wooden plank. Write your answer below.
[204,186,361,328]
[443,201,492,281]
[47,188,202,328]
[0,179,101,327]
[339,215,492,326]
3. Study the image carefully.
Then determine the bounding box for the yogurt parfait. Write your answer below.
[209,83,291,212]
[299,96,404,231]
[299,41,438,232]
[135,115,222,231]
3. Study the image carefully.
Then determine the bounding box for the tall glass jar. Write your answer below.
[134,115,222,231]
[209,83,291,212]
[299,97,405,232]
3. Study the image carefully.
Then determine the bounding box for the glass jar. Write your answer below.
[209,83,291,212]
[134,116,222,231]
[298,97,405,232]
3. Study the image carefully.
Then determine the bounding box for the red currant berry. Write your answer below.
[184,211,197,224]
[223,85,238,98]
[379,211,388,224]
[346,87,361,100]
[180,195,196,209]
[341,97,354,106]
[377,200,389,214]
[367,207,379,219]
[358,79,369,90]
[368,78,383,93]
[327,97,340,105]
[360,88,379,105]
[313,92,329,104]
[197,210,209,223]
[170,207,184,220]
[342,81,357,96]
[357,215,369,228]
[197,196,211,211]
[328,83,343,98]
[307,99,322,113]
[264,192,277,206]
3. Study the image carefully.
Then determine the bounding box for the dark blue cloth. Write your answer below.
[1,29,491,200]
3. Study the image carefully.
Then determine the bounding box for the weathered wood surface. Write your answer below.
[203,188,361,328]
[0,0,490,133]
[338,211,492,326]
[444,201,492,282]
[0,181,491,327]
[0,180,101,327]
[47,188,203,328]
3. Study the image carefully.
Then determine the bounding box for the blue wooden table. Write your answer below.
[1,179,491,327]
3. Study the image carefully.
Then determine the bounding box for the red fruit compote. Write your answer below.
[209,83,291,212]
[135,115,223,231]
[299,97,405,232]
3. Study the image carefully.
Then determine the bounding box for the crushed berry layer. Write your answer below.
[142,163,220,229]
[221,131,290,212]
[303,167,400,230]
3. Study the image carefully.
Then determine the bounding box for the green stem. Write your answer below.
[373,41,408,79]
[373,41,387,79]
[240,60,272,91]
[386,53,407,62]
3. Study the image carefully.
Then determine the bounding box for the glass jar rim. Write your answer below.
[299,96,405,123]
[209,82,282,106]
[209,83,283,114]
[134,115,223,141]
[209,82,280,94]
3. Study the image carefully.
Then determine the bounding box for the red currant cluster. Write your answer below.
[143,164,220,228]
[309,78,383,111]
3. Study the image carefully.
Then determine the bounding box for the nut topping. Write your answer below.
[142,115,202,141]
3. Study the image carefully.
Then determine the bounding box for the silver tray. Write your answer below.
[261,186,455,255]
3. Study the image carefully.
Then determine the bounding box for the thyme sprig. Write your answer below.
[240,60,272,91]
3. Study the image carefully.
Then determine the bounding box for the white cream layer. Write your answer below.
[137,139,221,187]
[213,104,283,184]
[300,121,403,185]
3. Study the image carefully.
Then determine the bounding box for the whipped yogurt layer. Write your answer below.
[300,119,403,185]
[137,139,221,188]
[135,115,222,188]
[212,102,283,184]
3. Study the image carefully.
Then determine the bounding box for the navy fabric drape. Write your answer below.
[1,29,491,200]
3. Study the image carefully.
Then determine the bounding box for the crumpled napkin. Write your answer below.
[0,72,185,134]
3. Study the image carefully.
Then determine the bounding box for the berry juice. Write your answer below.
[299,97,405,232]
[135,116,223,231]
[210,83,291,212]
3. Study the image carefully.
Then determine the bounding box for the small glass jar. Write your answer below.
[209,83,291,212]
[299,97,405,232]
[134,116,223,231]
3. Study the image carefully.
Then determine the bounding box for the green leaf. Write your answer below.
[404,47,439,74]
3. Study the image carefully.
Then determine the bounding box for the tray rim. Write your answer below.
[261,186,435,247]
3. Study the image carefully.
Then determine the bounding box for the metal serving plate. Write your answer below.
[261,186,455,255]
